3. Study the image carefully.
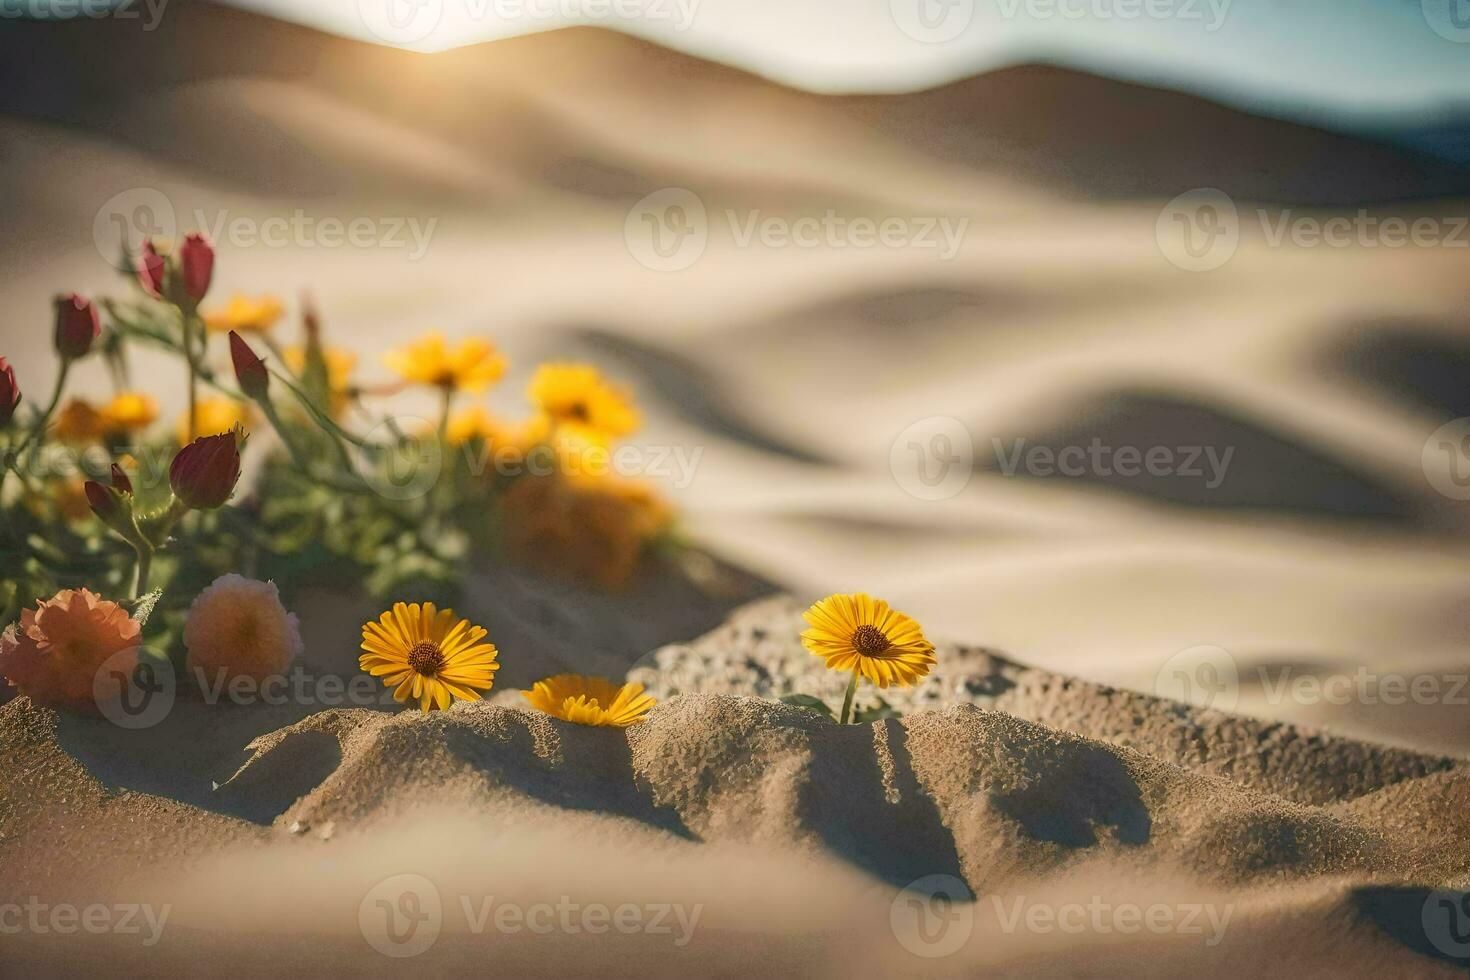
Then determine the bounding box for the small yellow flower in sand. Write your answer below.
[360,602,500,712]
[384,333,506,392]
[205,294,285,334]
[521,674,656,727]
[801,593,935,723]
[527,363,640,443]
[100,391,159,434]
[178,397,252,444]
[184,574,303,684]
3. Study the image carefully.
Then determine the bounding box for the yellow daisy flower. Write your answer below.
[179,397,252,444]
[205,294,285,334]
[383,333,506,392]
[527,363,640,443]
[101,392,158,434]
[359,602,500,712]
[52,399,106,443]
[801,593,936,707]
[521,674,656,727]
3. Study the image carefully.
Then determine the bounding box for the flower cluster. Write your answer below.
[357,600,654,722]
[0,236,680,705]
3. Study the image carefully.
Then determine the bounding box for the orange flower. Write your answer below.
[0,589,141,714]
[52,399,107,443]
[500,474,672,588]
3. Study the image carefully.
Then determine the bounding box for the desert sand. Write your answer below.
[3,5,1470,975]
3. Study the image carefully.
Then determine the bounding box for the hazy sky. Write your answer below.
[203,1,1470,120]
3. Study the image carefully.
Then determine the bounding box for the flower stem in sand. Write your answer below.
[839,667,860,725]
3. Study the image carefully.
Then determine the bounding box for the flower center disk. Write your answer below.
[851,624,892,656]
[408,640,446,676]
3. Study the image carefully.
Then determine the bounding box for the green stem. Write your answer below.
[839,667,861,725]
[15,358,71,462]
[437,385,453,444]
[131,542,154,599]
[183,309,199,442]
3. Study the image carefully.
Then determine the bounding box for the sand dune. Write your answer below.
[3,597,1468,974]
[5,11,1470,974]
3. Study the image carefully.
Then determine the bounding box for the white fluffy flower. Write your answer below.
[184,574,302,683]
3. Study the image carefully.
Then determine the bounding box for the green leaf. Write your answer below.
[780,693,835,720]
[268,368,369,449]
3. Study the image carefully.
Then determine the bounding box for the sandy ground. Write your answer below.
[4,9,1470,976]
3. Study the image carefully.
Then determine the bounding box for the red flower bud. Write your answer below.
[84,480,123,522]
[110,462,133,495]
[228,330,269,400]
[0,357,19,426]
[54,294,100,360]
[179,233,214,302]
[169,426,244,510]
[137,239,166,299]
